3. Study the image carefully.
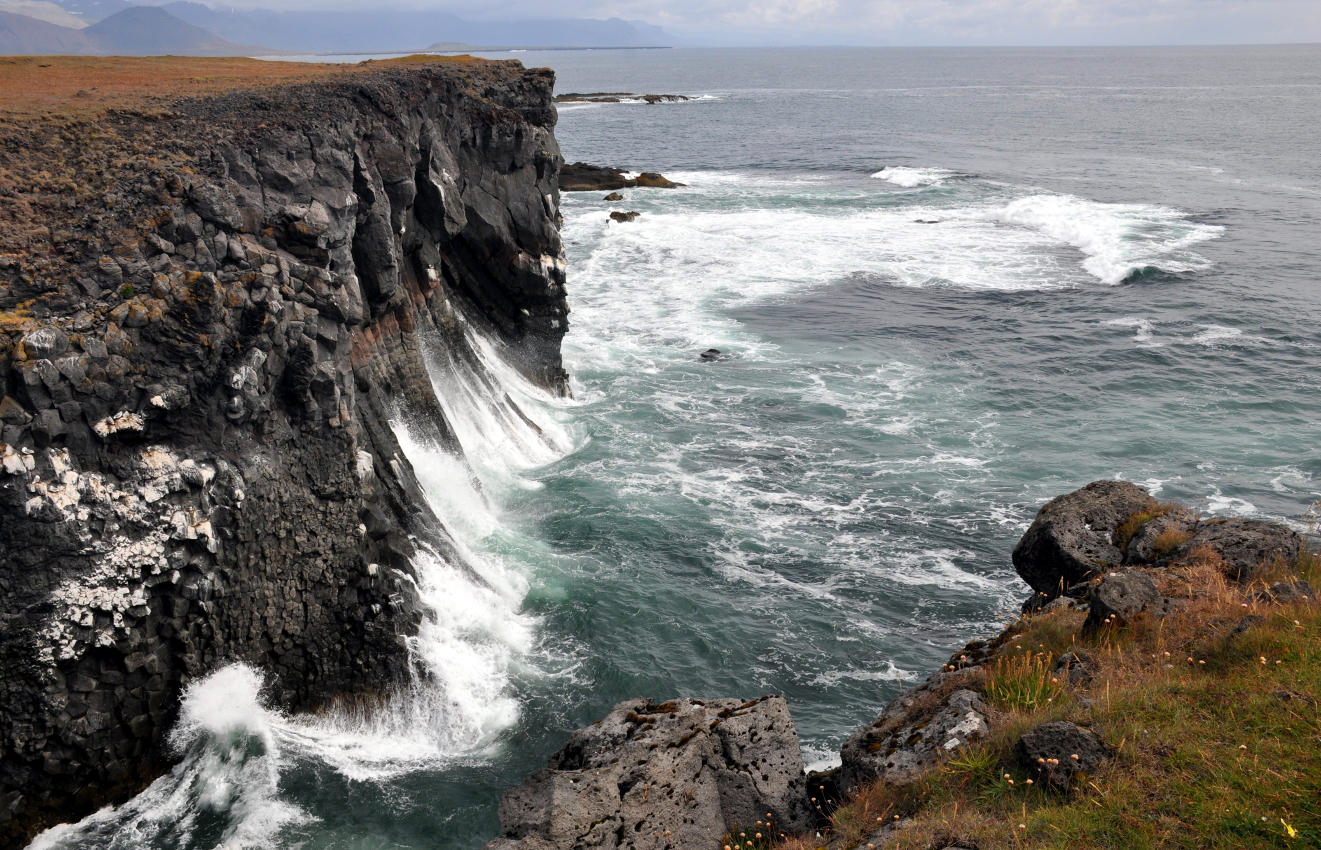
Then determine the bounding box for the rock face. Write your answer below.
[0,59,568,844]
[1012,480,1158,597]
[486,697,813,850]
[838,670,989,793]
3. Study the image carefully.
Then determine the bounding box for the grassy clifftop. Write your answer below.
[774,537,1320,849]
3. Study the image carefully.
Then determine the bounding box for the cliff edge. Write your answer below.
[0,56,567,846]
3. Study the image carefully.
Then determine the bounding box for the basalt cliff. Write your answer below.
[0,56,567,846]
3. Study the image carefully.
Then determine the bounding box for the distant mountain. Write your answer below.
[85,5,241,54]
[160,3,674,52]
[0,4,256,54]
[161,3,466,53]
[47,0,133,23]
[0,9,92,51]
[0,0,87,28]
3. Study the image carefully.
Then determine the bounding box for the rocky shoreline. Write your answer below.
[0,57,568,846]
[482,480,1308,849]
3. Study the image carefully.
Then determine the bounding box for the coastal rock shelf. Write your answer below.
[0,57,567,845]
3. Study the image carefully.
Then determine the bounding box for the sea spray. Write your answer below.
[29,666,309,850]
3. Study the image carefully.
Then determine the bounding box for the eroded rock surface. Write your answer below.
[1179,517,1300,582]
[486,697,813,850]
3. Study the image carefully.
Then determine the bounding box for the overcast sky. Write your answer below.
[192,0,1321,45]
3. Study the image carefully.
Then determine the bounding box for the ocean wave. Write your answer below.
[976,194,1224,285]
[871,166,956,188]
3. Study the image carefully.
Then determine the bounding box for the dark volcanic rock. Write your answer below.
[699,348,726,361]
[603,191,624,201]
[839,670,989,793]
[485,697,813,850]
[1083,570,1165,633]
[0,60,568,845]
[1013,480,1158,597]
[609,210,641,223]
[560,162,685,192]
[1016,721,1113,793]
[1178,517,1300,582]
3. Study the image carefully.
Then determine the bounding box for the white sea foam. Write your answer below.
[1190,324,1245,346]
[1205,487,1257,517]
[1104,316,1161,346]
[973,194,1224,285]
[810,659,913,687]
[871,166,956,188]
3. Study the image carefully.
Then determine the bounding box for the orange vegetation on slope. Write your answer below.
[0,54,486,117]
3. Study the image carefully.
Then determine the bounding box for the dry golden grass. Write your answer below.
[0,54,487,118]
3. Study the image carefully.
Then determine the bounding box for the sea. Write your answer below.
[29,44,1321,849]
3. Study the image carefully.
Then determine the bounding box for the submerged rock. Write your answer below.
[609,210,641,223]
[604,191,624,201]
[699,348,727,361]
[1012,480,1158,597]
[486,697,813,850]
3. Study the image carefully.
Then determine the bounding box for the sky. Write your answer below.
[138,0,1321,46]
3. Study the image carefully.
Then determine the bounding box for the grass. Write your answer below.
[774,550,1321,849]
[0,54,491,118]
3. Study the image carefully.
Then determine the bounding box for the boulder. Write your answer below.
[1178,518,1300,582]
[839,679,989,792]
[486,697,813,850]
[603,192,624,201]
[1083,570,1164,633]
[1015,721,1113,793]
[1013,481,1158,597]
[609,210,641,223]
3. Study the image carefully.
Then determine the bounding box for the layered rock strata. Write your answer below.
[0,58,567,845]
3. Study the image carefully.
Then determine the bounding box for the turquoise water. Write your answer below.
[32,45,1321,849]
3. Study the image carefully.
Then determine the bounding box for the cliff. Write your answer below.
[0,55,567,846]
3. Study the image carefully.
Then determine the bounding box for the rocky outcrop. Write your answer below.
[0,58,567,845]
[485,697,814,850]
[560,162,684,192]
[554,93,692,104]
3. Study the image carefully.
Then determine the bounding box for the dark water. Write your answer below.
[32,45,1321,850]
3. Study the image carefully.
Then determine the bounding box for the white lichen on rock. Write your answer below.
[92,411,146,438]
